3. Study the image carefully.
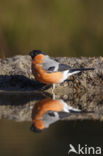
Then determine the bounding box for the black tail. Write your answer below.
[69,68,94,73]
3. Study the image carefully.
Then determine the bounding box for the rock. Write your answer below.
[0,55,103,121]
[0,55,102,92]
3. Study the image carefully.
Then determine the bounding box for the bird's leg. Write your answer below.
[52,84,55,95]
[52,84,55,93]
[41,84,52,91]
[52,92,56,100]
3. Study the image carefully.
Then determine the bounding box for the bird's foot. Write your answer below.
[41,84,52,91]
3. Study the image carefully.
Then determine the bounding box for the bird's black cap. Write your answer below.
[29,50,46,59]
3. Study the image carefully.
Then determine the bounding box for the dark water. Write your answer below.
[0,93,103,156]
[0,119,103,156]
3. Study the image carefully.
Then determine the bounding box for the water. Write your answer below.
[0,119,103,156]
[0,93,103,156]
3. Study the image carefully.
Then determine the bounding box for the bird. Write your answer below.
[29,50,94,93]
[31,97,81,132]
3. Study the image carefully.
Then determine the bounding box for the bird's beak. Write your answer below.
[29,51,34,59]
[29,51,32,57]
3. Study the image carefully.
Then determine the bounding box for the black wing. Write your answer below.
[47,64,70,72]
[58,112,70,118]
[58,64,70,71]
[47,66,55,72]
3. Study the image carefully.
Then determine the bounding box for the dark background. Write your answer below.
[0,0,103,58]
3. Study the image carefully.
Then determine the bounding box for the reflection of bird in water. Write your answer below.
[31,97,81,132]
[29,50,94,93]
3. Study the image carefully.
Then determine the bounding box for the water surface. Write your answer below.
[0,119,103,156]
[0,92,103,156]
